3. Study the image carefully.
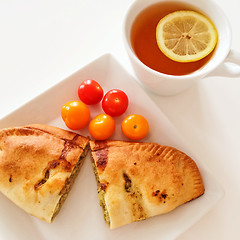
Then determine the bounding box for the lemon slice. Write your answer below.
[156,10,218,62]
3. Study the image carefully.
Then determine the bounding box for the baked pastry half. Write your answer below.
[90,140,204,229]
[0,124,89,223]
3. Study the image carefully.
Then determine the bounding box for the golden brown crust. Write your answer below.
[0,124,89,223]
[26,124,89,149]
[90,140,205,229]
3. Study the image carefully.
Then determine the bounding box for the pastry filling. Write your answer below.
[51,145,89,221]
[92,161,110,226]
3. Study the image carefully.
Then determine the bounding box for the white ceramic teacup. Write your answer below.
[123,0,240,96]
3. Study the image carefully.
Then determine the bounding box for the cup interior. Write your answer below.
[124,0,232,79]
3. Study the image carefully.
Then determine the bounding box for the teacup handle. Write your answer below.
[207,49,240,78]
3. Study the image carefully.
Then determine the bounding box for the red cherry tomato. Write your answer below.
[102,89,129,117]
[78,79,104,105]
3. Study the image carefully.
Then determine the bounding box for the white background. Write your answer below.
[0,0,240,239]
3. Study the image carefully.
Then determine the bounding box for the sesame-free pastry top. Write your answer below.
[90,140,204,229]
[0,124,89,223]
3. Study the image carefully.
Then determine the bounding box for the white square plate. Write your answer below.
[0,54,223,240]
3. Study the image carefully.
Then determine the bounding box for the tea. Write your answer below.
[130,1,216,76]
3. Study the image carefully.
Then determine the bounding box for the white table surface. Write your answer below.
[0,0,239,239]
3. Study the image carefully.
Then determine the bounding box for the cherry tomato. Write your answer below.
[102,89,129,117]
[121,114,149,140]
[78,79,104,105]
[89,114,115,140]
[61,101,90,130]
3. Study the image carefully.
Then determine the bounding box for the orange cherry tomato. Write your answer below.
[121,114,149,140]
[61,101,90,130]
[89,114,115,140]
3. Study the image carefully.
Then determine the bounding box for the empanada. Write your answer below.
[90,140,204,229]
[0,124,89,223]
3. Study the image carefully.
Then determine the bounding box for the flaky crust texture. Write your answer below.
[0,124,89,223]
[90,140,205,229]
